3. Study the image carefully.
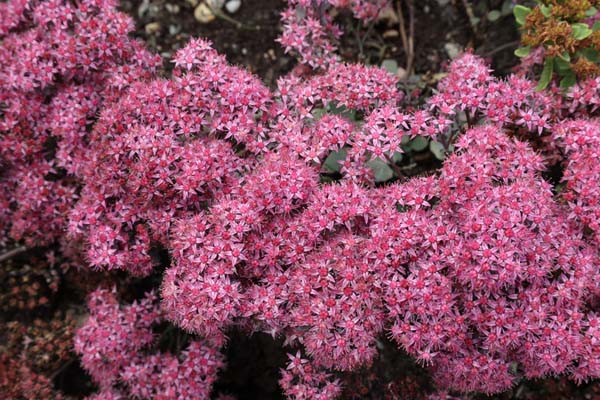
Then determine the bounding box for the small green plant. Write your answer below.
[514,0,600,89]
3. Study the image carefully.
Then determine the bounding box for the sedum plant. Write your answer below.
[2,0,600,398]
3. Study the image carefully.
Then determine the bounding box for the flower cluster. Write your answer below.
[553,120,600,245]
[0,0,160,246]
[68,38,271,275]
[279,352,342,400]
[4,312,75,374]
[0,257,60,314]
[381,126,600,393]
[74,288,162,387]
[279,0,389,68]
[74,288,224,399]
[0,354,64,400]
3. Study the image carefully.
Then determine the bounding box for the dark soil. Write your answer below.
[122,0,520,87]
[120,0,293,86]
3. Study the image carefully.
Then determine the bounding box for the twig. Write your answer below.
[478,40,520,58]
[0,245,27,263]
[461,0,479,40]
[355,19,365,60]
[407,0,415,76]
[396,0,415,79]
[49,358,75,381]
[385,154,406,180]
[396,0,409,61]
[206,3,258,30]
[465,109,473,128]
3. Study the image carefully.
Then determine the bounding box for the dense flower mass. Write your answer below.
[74,288,162,387]
[68,38,271,275]
[74,288,224,399]
[381,126,600,392]
[553,120,600,245]
[3,0,600,396]
[0,0,160,246]
[53,43,600,396]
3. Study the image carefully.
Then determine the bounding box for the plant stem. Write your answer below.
[0,245,27,263]
[396,0,415,79]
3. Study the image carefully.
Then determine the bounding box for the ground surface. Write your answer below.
[122,0,520,84]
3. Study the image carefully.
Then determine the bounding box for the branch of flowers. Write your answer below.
[0,245,27,263]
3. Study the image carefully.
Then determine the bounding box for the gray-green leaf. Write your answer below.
[578,47,600,62]
[381,59,399,75]
[501,0,513,16]
[558,52,571,62]
[408,136,429,152]
[487,10,501,22]
[367,158,394,182]
[586,7,598,17]
[554,56,571,72]
[540,4,551,18]
[430,141,447,160]
[323,148,347,173]
[392,151,403,163]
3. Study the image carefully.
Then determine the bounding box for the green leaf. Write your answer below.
[514,46,531,57]
[430,141,447,160]
[554,56,571,72]
[381,59,398,75]
[408,136,429,152]
[578,47,600,62]
[323,148,347,173]
[312,107,326,120]
[593,21,600,32]
[537,57,554,91]
[586,7,598,17]
[328,103,356,121]
[513,5,531,26]
[367,158,394,183]
[558,52,571,62]
[539,4,552,17]
[487,10,501,22]
[559,72,576,90]
[572,23,593,40]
